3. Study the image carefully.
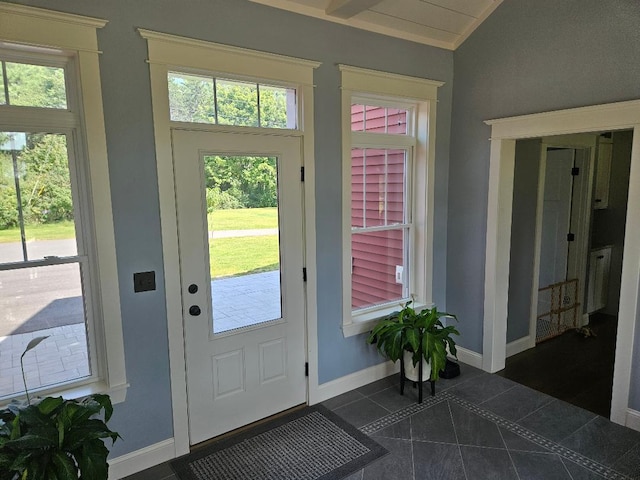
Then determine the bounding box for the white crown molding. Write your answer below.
[0,2,107,28]
[138,29,321,70]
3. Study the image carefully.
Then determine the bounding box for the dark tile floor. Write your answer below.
[498,313,617,417]
[124,363,640,480]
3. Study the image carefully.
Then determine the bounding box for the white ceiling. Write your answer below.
[249,0,503,50]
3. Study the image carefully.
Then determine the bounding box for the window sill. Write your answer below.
[0,380,129,408]
[342,301,433,338]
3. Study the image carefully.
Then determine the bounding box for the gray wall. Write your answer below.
[591,131,633,315]
[11,0,453,456]
[506,139,541,343]
[449,0,640,408]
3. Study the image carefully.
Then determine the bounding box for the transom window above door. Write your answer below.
[167,72,297,129]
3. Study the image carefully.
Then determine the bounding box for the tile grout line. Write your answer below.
[359,390,633,480]
[496,422,522,480]
[359,393,445,435]
[557,414,599,444]
[447,399,469,480]
[559,456,577,480]
[477,383,518,407]
[448,394,632,480]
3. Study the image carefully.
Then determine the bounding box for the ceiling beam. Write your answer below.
[325,0,385,19]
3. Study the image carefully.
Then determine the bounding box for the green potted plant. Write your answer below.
[0,337,120,480]
[367,301,459,384]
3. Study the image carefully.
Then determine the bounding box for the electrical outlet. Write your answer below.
[133,271,156,293]
[395,265,404,284]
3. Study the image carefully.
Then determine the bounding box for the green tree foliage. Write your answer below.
[5,62,67,109]
[167,72,214,123]
[0,134,73,229]
[20,134,73,224]
[203,155,277,210]
[168,73,290,128]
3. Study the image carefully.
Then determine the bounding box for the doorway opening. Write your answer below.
[499,130,633,417]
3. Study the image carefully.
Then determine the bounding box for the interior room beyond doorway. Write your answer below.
[500,130,633,418]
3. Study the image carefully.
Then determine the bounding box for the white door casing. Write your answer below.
[173,129,306,444]
[484,100,640,426]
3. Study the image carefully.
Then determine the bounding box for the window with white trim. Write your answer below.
[341,65,442,337]
[167,71,297,129]
[0,4,126,403]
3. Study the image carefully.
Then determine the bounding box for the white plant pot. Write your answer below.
[403,350,430,382]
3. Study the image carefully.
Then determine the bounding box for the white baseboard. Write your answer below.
[311,360,400,404]
[108,438,175,480]
[506,336,535,358]
[626,408,640,432]
[455,347,483,369]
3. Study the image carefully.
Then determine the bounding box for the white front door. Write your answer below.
[172,129,307,445]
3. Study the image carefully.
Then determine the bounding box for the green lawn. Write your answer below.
[208,207,277,230]
[0,221,76,243]
[0,211,279,280]
[210,235,279,278]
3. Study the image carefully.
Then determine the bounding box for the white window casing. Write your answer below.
[340,65,442,337]
[0,3,127,403]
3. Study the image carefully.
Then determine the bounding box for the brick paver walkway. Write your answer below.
[0,270,281,399]
[0,323,89,398]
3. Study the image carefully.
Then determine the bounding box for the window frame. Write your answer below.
[0,4,127,403]
[340,65,442,337]
[167,69,298,130]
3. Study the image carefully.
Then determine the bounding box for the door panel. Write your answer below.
[172,130,306,444]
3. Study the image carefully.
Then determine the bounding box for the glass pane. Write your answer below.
[204,155,281,333]
[216,79,259,127]
[168,72,215,123]
[0,63,5,105]
[0,263,90,399]
[352,104,408,134]
[364,105,388,133]
[352,148,406,228]
[5,62,67,109]
[351,104,365,132]
[0,133,77,263]
[351,148,364,228]
[387,108,408,134]
[351,228,407,310]
[259,84,296,129]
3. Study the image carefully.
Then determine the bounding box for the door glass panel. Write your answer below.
[0,263,90,399]
[204,154,281,333]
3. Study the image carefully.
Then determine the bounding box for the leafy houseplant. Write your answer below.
[0,337,120,480]
[367,301,459,382]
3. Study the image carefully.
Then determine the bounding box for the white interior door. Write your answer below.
[172,129,307,445]
[538,148,574,315]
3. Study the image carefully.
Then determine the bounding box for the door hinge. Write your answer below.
[305,362,309,377]
[301,166,305,182]
[571,167,580,176]
[567,233,575,242]
[303,267,307,282]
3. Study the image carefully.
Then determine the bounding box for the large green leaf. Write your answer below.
[36,397,64,417]
[63,420,117,451]
[50,451,78,480]
[89,395,114,423]
[23,453,49,480]
[4,431,56,450]
[76,439,109,480]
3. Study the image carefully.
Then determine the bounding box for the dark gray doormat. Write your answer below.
[170,405,388,480]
